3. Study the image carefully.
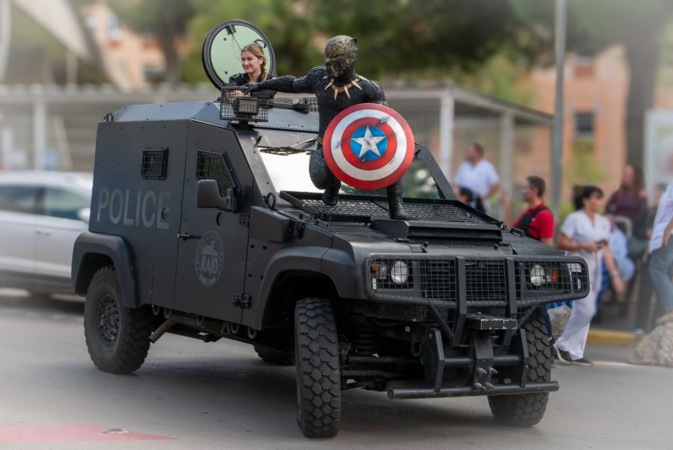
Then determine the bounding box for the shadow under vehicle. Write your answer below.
[71,20,589,438]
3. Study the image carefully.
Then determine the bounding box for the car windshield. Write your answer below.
[259,151,443,199]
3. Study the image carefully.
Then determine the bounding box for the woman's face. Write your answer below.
[241,51,263,77]
[622,165,634,187]
[584,193,603,213]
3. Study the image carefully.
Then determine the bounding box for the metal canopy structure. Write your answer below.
[0,0,95,83]
[0,83,553,221]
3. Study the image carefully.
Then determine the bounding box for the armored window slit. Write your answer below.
[141,148,168,180]
[196,150,238,196]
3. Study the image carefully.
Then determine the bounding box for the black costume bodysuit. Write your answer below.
[254,66,406,211]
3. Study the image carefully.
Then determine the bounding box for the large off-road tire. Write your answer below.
[254,345,294,366]
[488,309,552,426]
[294,298,341,438]
[84,266,155,374]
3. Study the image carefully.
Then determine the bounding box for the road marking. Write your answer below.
[0,425,172,443]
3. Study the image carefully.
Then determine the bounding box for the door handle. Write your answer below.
[177,232,200,240]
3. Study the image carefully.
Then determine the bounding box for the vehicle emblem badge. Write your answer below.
[195,231,224,287]
[323,103,415,190]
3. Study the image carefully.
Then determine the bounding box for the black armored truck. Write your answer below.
[72,21,589,438]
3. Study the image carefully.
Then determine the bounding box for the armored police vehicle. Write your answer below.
[72,20,589,438]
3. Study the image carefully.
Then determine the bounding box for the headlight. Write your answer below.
[390,261,409,284]
[371,263,388,280]
[529,264,545,287]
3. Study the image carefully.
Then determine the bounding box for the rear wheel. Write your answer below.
[294,298,341,438]
[84,266,155,374]
[488,309,552,426]
[254,345,294,366]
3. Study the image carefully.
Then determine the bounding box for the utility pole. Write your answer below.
[0,0,11,82]
[551,0,567,219]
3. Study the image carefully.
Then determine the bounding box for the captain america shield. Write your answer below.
[323,103,415,190]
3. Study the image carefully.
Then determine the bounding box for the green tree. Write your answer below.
[511,0,673,167]
[108,0,196,83]
[183,0,321,83]
[311,0,526,79]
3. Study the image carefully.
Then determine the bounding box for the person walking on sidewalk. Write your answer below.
[554,186,625,366]
[647,182,673,325]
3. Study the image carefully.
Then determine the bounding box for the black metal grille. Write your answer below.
[419,259,457,303]
[295,196,488,224]
[366,256,590,307]
[464,260,507,304]
[141,148,168,180]
[196,151,236,196]
[220,87,269,122]
[515,259,590,305]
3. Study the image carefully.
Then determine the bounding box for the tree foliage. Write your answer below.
[103,0,673,166]
[108,0,196,82]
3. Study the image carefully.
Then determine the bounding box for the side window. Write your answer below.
[0,185,40,214]
[196,151,238,195]
[43,188,89,220]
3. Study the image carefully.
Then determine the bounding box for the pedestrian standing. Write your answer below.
[512,176,554,245]
[647,182,673,325]
[512,176,555,343]
[554,186,625,366]
[633,183,667,333]
[454,143,500,214]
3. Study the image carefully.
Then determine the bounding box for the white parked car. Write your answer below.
[0,171,92,296]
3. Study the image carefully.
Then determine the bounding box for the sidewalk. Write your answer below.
[587,299,639,347]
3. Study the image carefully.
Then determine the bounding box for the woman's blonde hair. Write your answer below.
[241,43,267,81]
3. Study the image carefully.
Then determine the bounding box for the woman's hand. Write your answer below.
[580,242,601,252]
[225,90,244,102]
[612,274,625,293]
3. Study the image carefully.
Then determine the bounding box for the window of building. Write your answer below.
[573,58,595,78]
[574,112,595,141]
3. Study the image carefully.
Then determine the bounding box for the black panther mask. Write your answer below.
[324,35,357,79]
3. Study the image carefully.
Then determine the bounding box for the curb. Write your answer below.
[587,329,637,347]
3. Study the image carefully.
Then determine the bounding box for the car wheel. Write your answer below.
[84,266,155,374]
[254,345,294,366]
[294,298,341,438]
[488,309,552,426]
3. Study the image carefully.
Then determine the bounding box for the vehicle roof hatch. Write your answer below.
[202,19,276,92]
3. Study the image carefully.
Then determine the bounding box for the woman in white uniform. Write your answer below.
[554,186,625,366]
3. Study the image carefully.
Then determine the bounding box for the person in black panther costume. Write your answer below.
[247,35,410,220]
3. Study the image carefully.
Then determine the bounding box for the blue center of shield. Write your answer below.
[350,125,387,161]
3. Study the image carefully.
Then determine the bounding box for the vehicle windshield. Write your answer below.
[260,151,444,199]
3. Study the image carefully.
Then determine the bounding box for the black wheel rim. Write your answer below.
[97,294,120,346]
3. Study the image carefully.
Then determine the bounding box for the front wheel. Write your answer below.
[84,266,155,374]
[488,309,552,426]
[294,298,341,438]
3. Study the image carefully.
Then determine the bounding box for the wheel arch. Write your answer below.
[246,246,346,330]
[72,232,138,308]
[258,270,340,330]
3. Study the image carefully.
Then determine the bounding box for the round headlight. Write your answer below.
[530,264,545,287]
[390,261,409,284]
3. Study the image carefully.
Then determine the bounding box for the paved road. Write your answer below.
[1,291,672,450]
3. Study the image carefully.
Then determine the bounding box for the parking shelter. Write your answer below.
[0,83,552,221]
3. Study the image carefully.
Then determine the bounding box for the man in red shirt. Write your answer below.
[513,176,555,245]
[513,176,556,346]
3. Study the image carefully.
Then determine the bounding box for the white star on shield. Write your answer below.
[352,126,385,158]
